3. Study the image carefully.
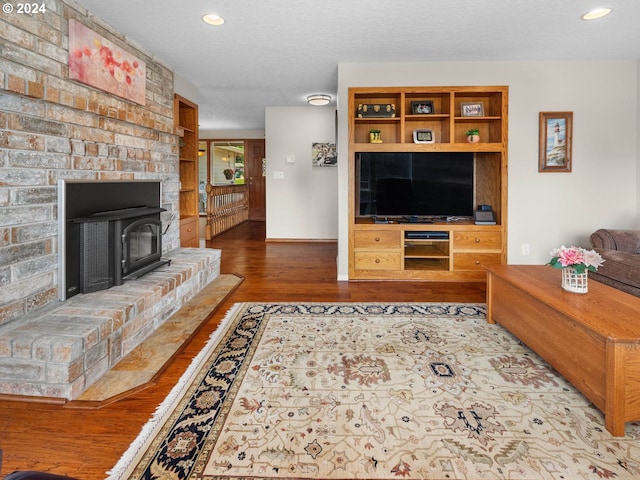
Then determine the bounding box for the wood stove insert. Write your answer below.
[58,180,171,300]
[73,206,170,294]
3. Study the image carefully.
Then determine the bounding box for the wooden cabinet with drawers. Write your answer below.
[453,253,502,271]
[453,231,502,250]
[452,231,502,271]
[348,85,508,282]
[350,223,505,280]
[353,230,402,271]
[179,216,199,247]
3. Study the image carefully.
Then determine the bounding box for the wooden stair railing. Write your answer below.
[205,184,249,239]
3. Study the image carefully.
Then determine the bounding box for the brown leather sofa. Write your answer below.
[590,229,640,297]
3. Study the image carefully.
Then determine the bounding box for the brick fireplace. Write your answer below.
[0,248,220,399]
[0,179,220,400]
[0,1,218,399]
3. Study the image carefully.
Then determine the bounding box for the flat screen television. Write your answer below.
[356,152,474,218]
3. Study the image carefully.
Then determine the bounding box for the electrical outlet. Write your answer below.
[273,171,285,179]
[521,244,530,256]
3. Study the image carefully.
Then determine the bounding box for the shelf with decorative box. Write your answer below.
[348,86,508,281]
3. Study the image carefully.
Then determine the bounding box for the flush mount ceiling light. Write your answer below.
[202,14,225,26]
[581,7,612,20]
[307,94,331,106]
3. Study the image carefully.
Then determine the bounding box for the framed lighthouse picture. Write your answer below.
[539,111,573,172]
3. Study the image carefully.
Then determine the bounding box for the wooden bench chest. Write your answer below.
[485,265,640,437]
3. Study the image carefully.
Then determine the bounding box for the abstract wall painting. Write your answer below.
[68,19,146,105]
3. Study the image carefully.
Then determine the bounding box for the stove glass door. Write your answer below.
[123,218,161,275]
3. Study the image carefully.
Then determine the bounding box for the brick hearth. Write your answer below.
[0,248,220,400]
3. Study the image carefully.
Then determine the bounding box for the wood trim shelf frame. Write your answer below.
[348,86,508,281]
[174,94,200,247]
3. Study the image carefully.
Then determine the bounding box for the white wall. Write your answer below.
[265,106,338,240]
[174,73,201,104]
[637,60,640,225]
[336,61,639,280]
[199,129,265,139]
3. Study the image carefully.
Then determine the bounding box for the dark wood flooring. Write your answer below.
[0,221,485,479]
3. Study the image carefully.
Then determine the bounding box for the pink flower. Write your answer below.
[548,245,604,272]
[557,246,584,267]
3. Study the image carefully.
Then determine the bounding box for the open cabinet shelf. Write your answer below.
[348,86,508,281]
[174,94,199,247]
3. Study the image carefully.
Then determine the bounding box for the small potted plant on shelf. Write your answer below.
[223,168,234,180]
[465,129,480,143]
[369,129,383,143]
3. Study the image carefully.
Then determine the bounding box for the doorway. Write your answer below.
[246,139,266,221]
[198,139,266,231]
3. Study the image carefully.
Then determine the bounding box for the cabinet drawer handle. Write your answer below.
[475,237,481,243]
[375,258,380,263]
[375,237,381,242]
[475,260,480,265]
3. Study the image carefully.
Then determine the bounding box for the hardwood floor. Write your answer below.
[0,221,486,479]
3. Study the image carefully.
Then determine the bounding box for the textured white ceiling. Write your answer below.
[73,0,640,131]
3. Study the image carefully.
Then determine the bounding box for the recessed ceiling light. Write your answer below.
[307,94,331,106]
[581,7,612,20]
[202,14,225,26]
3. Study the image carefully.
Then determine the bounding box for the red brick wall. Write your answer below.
[0,0,181,326]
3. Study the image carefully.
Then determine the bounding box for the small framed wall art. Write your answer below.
[312,142,337,167]
[539,111,573,172]
[411,101,434,114]
[460,102,484,117]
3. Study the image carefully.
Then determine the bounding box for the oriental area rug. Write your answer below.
[108,303,640,480]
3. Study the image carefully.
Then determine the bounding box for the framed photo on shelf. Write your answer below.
[539,111,573,172]
[460,102,484,117]
[413,129,435,144]
[411,100,434,114]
